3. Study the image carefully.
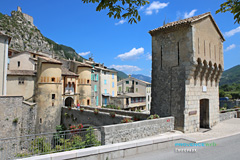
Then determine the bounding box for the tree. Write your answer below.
[82,0,149,24]
[216,0,240,24]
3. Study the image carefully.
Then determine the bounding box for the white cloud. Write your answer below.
[225,26,240,37]
[78,51,90,56]
[145,1,169,15]
[109,65,141,73]
[139,6,145,11]
[225,44,236,51]
[146,53,152,60]
[184,9,197,19]
[115,19,127,25]
[116,47,144,61]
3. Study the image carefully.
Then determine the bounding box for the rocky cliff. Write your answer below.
[0,9,83,61]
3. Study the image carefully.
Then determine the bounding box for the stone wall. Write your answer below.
[80,106,149,120]
[0,96,37,138]
[101,116,174,145]
[61,107,131,128]
[219,111,237,122]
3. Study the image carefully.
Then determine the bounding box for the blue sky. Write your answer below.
[1,0,239,76]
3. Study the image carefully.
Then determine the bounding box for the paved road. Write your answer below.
[117,134,240,160]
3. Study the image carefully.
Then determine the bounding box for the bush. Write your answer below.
[94,108,99,115]
[110,112,115,118]
[147,114,160,119]
[30,136,51,154]
[84,127,101,147]
[121,118,133,123]
[13,118,18,123]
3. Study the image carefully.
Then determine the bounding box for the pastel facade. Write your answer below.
[149,12,224,132]
[117,75,151,111]
[0,32,11,95]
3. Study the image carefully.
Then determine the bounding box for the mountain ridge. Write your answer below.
[0,9,84,61]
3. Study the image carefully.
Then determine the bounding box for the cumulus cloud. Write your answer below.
[115,19,127,25]
[146,53,152,60]
[225,44,236,51]
[145,1,169,15]
[184,9,197,19]
[225,26,240,37]
[116,47,144,61]
[78,51,90,56]
[109,65,141,73]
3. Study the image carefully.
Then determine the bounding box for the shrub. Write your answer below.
[94,108,99,115]
[13,118,18,123]
[121,118,133,123]
[147,114,160,119]
[30,136,51,154]
[84,127,101,147]
[80,108,84,112]
[110,112,115,118]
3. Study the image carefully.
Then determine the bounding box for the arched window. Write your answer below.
[87,99,90,105]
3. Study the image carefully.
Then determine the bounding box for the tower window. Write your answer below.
[52,94,55,100]
[40,118,42,124]
[18,61,20,67]
[51,77,55,82]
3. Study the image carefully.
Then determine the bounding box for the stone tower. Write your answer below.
[35,57,63,133]
[149,12,224,133]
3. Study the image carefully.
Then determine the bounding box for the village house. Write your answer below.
[116,75,151,111]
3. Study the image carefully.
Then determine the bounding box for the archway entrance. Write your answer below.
[65,97,74,107]
[200,99,209,128]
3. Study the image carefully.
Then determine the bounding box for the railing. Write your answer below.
[0,127,101,160]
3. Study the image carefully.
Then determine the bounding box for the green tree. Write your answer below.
[216,0,240,24]
[82,0,149,24]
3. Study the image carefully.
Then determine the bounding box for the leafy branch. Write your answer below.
[82,0,149,24]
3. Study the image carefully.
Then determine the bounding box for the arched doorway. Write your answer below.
[200,99,209,128]
[65,97,74,107]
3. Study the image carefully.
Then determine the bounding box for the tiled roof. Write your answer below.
[8,70,36,76]
[149,12,225,41]
[61,67,78,76]
[76,62,92,68]
[40,57,62,64]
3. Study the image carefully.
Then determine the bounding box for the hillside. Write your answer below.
[0,9,83,61]
[220,65,240,86]
[132,74,151,83]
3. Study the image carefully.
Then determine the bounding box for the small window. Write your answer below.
[18,61,20,67]
[104,80,107,84]
[104,89,107,94]
[136,82,138,85]
[126,81,129,84]
[112,82,114,88]
[87,99,90,105]
[52,102,54,106]
[51,77,55,82]
[52,94,55,100]
[18,77,24,85]
[112,91,114,97]
[112,73,114,79]
[33,54,36,58]
[136,88,138,92]
[104,71,106,75]
[87,79,90,84]
[40,118,42,124]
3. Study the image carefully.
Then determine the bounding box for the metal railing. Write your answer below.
[0,127,101,160]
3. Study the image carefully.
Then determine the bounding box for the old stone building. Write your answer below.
[0,32,11,95]
[149,12,224,132]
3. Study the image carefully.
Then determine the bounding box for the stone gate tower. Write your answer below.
[149,12,224,133]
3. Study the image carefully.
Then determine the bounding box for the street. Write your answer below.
[117,134,240,160]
